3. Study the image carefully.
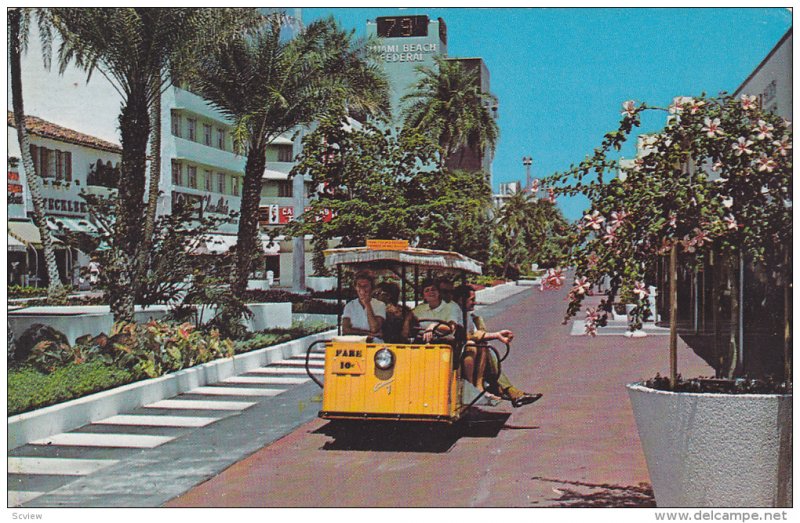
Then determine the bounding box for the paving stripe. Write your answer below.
[95,415,221,428]
[8,491,44,507]
[8,457,119,476]
[274,359,324,367]
[223,376,309,385]
[187,386,284,397]
[248,367,323,375]
[144,399,256,411]
[30,433,174,449]
[291,354,325,360]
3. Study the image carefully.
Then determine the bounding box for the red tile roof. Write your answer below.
[7,111,122,154]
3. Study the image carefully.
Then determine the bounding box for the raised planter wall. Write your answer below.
[9,303,292,344]
[306,276,337,292]
[627,383,792,507]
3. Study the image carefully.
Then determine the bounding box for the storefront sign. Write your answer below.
[259,205,333,226]
[367,239,409,251]
[7,169,23,205]
[46,197,88,215]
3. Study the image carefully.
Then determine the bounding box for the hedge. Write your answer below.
[8,362,138,416]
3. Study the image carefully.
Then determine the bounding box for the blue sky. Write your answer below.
[302,7,792,221]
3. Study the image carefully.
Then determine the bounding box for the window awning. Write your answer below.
[8,234,26,252]
[47,216,98,235]
[8,221,64,248]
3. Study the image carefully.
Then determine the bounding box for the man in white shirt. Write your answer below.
[412,279,463,343]
[342,271,386,340]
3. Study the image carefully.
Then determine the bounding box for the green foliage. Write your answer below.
[234,322,331,354]
[8,362,137,416]
[8,286,49,298]
[401,55,499,166]
[284,110,494,264]
[97,321,235,378]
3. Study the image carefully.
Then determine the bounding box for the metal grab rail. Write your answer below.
[306,339,329,388]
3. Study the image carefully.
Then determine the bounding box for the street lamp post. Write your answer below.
[522,156,532,193]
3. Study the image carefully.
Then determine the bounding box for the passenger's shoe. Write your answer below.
[508,391,543,408]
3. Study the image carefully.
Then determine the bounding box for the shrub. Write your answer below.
[98,321,235,378]
[9,286,48,298]
[235,322,331,354]
[292,299,341,314]
[14,324,70,366]
[243,289,306,303]
[8,362,137,416]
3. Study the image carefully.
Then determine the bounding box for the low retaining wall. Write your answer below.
[7,329,336,450]
[9,303,292,344]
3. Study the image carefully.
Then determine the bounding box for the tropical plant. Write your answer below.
[188,14,389,299]
[401,55,499,167]
[8,8,67,303]
[47,8,257,322]
[544,93,792,386]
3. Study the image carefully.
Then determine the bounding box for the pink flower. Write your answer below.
[682,235,697,253]
[548,188,556,203]
[633,281,649,299]
[633,158,645,171]
[723,214,738,230]
[543,268,565,290]
[621,100,637,119]
[692,228,710,248]
[572,277,592,296]
[688,99,705,114]
[702,117,723,137]
[756,154,777,173]
[602,227,617,245]
[668,213,677,227]
[711,161,724,172]
[585,322,598,337]
[740,94,758,111]
[732,137,754,156]
[754,119,774,140]
[722,196,734,208]
[609,210,628,229]
[583,210,605,230]
[585,307,600,337]
[587,253,600,269]
[772,137,792,157]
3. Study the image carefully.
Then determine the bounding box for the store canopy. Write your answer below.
[8,234,26,252]
[8,221,63,248]
[47,216,98,235]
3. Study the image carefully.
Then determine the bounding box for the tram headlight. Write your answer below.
[374,347,395,370]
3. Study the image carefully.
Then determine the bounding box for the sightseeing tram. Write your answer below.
[304,241,509,424]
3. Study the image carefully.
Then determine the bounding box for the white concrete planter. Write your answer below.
[627,383,792,507]
[195,303,292,331]
[247,279,271,290]
[306,276,337,292]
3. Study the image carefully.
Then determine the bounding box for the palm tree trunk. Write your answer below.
[109,85,151,322]
[135,91,162,294]
[231,141,267,297]
[725,252,740,379]
[784,249,791,384]
[9,9,66,303]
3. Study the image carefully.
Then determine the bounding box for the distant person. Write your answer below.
[454,284,542,408]
[373,281,413,343]
[341,271,385,341]
[88,259,101,287]
[437,277,455,303]
[412,279,463,343]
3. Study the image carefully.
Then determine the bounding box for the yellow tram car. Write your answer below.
[305,241,503,424]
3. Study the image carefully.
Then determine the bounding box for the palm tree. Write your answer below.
[8,8,67,302]
[495,190,532,278]
[189,15,389,297]
[401,56,499,167]
[48,8,257,322]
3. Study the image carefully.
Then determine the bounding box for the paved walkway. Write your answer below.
[167,283,714,507]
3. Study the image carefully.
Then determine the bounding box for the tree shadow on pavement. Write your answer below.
[313,411,512,453]
[531,476,656,507]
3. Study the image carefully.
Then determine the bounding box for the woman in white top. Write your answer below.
[341,271,386,340]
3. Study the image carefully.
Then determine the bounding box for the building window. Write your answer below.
[55,150,64,180]
[204,169,212,191]
[171,111,181,137]
[232,176,239,196]
[217,172,225,194]
[277,145,294,162]
[188,165,197,189]
[187,118,196,141]
[217,128,226,150]
[63,151,72,181]
[278,180,292,198]
[171,160,182,186]
[203,123,212,146]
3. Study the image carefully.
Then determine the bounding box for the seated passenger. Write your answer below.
[341,271,385,341]
[454,284,542,408]
[412,278,463,343]
[437,277,455,303]
[373,281,413,343]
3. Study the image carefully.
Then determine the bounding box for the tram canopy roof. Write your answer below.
[323,246,482,275]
